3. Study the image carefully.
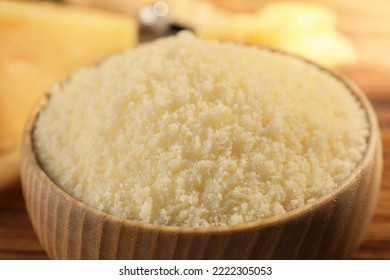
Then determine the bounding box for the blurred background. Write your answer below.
[0,0,389,259]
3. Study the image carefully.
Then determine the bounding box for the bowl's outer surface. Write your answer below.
[20,70,383,260]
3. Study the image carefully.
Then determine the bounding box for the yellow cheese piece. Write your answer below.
[168,0,356,68]
[240,2,356,66]
[0,0,137,152]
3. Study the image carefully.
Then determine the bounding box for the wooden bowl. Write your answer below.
[20,64,382,260]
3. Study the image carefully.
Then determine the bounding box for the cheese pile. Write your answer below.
[34,32,368,227]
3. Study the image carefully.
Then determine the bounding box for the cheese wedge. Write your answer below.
[0,0,137,152]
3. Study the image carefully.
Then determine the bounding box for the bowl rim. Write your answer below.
[21,46,380,234]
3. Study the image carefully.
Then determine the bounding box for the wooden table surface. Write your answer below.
[1,0,390,260]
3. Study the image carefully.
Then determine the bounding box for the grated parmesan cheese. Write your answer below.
[33,32,369,227]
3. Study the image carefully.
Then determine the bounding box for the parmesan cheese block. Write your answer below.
[34,32,368,227]
[0,0,137,153]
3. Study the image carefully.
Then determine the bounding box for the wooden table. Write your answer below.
[1,0,390,259]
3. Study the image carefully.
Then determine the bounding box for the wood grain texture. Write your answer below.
[18,54,382,260]
[1,0,390,260]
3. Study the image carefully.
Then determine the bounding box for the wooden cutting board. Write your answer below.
[1,0,389,259]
